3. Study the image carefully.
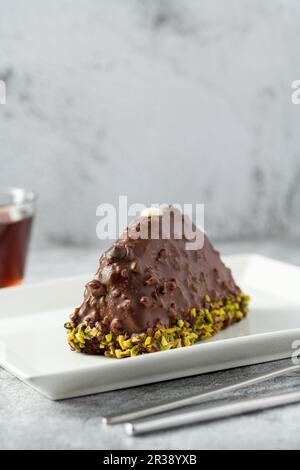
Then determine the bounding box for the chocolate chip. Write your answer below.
[152,290,159,300]
[157,248,167,259]
[111,288,121,298]
[89,297,98,306]
[168,309,177,319]
[121,268,129,278]
[146,327,153,337]
[168,303,177,317]
[84,312,97,323]
[140,296,151,307]
[100,265,114,284]
[110,318,123,334]
[159,284,167,295]
[167,279,177,290]
[120,298,131,309]
[106,245,127,263]
[86,280,106,298]
[144,275,159,286]
[130,261,139,272]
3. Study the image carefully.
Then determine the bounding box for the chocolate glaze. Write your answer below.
[71,208,240,336]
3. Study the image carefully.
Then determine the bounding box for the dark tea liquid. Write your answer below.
[0,212,33,287]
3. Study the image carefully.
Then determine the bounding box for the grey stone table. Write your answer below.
[1,239,300,450]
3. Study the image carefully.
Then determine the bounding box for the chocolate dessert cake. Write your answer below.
[65,208,249,358]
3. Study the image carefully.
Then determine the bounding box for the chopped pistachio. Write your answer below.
[65,293,250,359]
[236,311,244,319]
[154,330,162,340]
[105,333,113,343]
[123,338,133,349]
[204,312,213,324]
[130,346,138,357]
[165,327,177,333]
[89,327,99,338]
[117,335,126,350]
[131,335,140,343]
[190,308,196,318]
[144,336,152,346]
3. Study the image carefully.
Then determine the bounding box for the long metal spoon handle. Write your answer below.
[125,390,300,436]
[102,363,299,424]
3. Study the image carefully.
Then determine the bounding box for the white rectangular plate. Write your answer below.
[0,254,300,400]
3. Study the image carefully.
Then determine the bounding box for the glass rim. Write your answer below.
[0,187,38,209]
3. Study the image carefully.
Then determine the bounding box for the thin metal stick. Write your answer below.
[125,390,300,436]
[102,363,299,425]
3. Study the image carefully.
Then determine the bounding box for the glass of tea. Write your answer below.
[0,188,36,288]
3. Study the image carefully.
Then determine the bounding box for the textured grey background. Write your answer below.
[1,0,300,248]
